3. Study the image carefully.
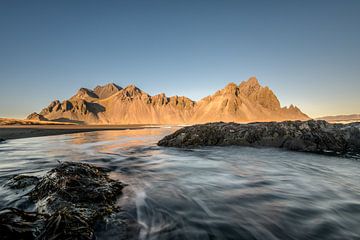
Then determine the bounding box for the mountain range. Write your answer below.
[27,77,309,124]
[316,114,360,123]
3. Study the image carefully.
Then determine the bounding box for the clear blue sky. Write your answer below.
[0,0,359,118]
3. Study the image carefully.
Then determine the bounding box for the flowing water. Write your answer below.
[0,128,359,240]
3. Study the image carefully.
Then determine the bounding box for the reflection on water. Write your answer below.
[0,128,359,240]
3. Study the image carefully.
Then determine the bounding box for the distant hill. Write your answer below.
[316,114,360,123]
[27,77,309,124]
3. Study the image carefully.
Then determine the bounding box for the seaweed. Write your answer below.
[0,162,127,239]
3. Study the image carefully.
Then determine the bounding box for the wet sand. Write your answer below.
[0,124,159,140]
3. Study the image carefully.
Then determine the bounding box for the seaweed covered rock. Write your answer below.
[0,162,127,240]
[0,208,47,240]
[158,120,360,155]
[37,208,94,240]
[5,175,39,189]
[30,162,125,213]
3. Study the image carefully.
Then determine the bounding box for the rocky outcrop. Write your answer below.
[0,208,48,240]
[27,77,309,124]
[0,162,127,240]
[26,112,48,121]
[158,120,360,155]
[5,175,39,189]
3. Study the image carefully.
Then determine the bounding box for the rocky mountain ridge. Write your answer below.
[27,77,309,124]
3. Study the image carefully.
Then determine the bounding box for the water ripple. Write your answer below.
[0,129,359,239]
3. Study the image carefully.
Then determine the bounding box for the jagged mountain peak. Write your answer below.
[225,82,237,88]
[237,77,280,110]
[105,82,121,88]
[93,83,122,99]
[108,84,151,103]
[239,77,261,95]
[223,82,239,94]
[121,84,145,95]
[94,83,122,91]
[223,82,238,91]
[77,87,94,95]
[244,76,260,86]
[286,104,301,111]
[123,84,139,90]
[71,87,98,100]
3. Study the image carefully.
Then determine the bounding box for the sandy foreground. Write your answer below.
[0,124,159,140]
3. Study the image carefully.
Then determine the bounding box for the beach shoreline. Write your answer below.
[0,124,161,140]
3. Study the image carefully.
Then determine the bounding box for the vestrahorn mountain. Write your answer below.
[27,77,309,124]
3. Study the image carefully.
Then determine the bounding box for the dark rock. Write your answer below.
[0,138,5,143]
[0,162,127,240]
[158,120,360,155]
[30,162,124,207]
[5,175,39,189]
[0,208,48,240]
[61,100,74,111]
[37,208,94,240]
